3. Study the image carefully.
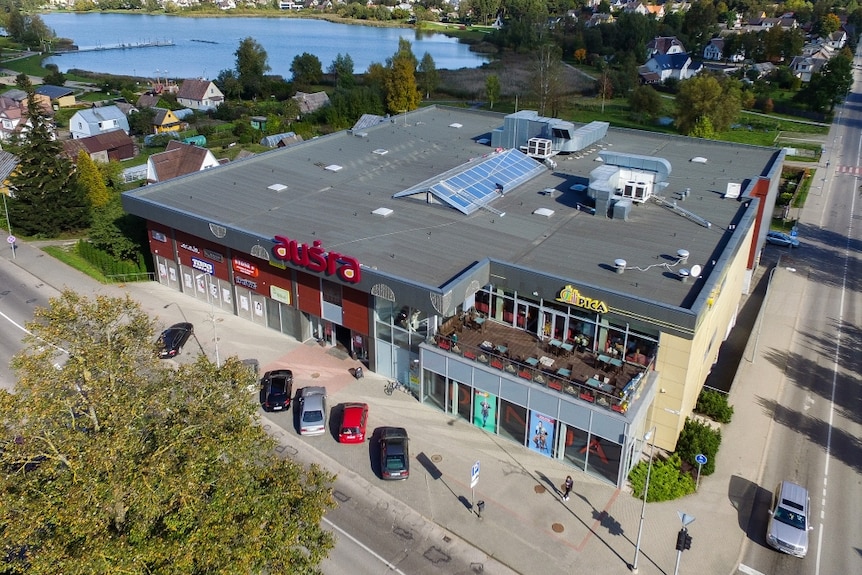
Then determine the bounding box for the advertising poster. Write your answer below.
[529,411,555,457]
[473,391,497,433]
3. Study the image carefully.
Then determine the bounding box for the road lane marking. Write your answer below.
[738,563,767,575]
[323,516,408,575]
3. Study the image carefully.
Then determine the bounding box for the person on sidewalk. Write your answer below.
[562,475,573,501]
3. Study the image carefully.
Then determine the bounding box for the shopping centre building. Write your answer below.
[122,106,783,486]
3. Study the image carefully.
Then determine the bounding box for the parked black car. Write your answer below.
[261,369,294,412]
[379,427,409,480]
[156,322,194,359]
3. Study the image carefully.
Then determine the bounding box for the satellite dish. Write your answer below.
[690,264,702,278]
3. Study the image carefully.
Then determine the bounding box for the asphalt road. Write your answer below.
[736,51,862,575]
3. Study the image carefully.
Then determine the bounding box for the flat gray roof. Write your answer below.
[123,106,779,309]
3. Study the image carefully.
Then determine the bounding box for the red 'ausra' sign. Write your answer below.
[272,235,361,283]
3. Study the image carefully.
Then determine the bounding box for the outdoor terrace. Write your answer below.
[432,314,650,414]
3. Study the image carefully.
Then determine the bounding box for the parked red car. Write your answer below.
[338,403,369,444]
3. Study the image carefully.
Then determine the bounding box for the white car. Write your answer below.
[298,386,327,436]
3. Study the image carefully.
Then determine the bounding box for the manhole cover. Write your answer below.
[552,523,564,533]
[431,454,443,463]
[534,485,546,494]
[311,372,320,378]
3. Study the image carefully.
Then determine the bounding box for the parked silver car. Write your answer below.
[766,480,812,557]
[298,386,327,436]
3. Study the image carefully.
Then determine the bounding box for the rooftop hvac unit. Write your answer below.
[613,199,632,220]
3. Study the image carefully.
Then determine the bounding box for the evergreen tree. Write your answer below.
[328,53,355,90]
[76,150,110,209]
[6,92,90,237]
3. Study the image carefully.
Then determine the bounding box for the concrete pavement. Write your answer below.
[0,235,804,575]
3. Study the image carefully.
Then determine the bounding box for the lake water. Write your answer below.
[40,13,489,81]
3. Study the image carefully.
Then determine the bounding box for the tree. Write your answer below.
[818,13,841,36]
[42,63,66,87]
[234,37,271,99]
[6,92,90,237]
[76,150,110,209]
[530,43,564,116]
[795,50,853,112]
[328,53,355,90]
[596,69,613,112]
[87,195,148,261]
[574,48,587,64]
[628,84,663,122]
[291,52,323,90]
[417,52,439,99]
[486,73,501,109]
[0,291,336,575]
[674,73,740,135]
[384,39,421,113]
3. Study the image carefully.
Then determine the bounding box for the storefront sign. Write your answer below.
[191,257,214,275]
[235,276,257,290]
[272,235,361,284]
[180,242,200,254]
[233,258,259,277]
[556,285,609,314]
[204,248,224,263]
[151,230,167,243]
[270,285,291,305]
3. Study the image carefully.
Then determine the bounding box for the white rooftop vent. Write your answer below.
[354,131,368,138]
[372,148,389,155]
[533,207,555,217]
[691,156,708,163]
[268,183,287,192]
[724,182,741,199]
[677,249,689,263]
[690,264,702,278]
[678,268,690,283]
[614,259,626,274]
[325,164,343,172]
[372,207,394,218]
[449,123,463,128]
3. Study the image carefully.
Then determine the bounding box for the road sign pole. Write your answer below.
[696,462,702,490]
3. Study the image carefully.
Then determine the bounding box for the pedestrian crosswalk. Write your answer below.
[837,165,862,175]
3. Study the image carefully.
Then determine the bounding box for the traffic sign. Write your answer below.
[470,460,480,488]
[6,235,15,244]
[694,453,707,465]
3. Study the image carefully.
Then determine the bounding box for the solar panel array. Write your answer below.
[428,149,546,214]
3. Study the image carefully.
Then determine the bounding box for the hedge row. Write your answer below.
[76,240,148,280]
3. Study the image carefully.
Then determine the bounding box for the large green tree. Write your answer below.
[328,52,355,90]
[0,291,335,575]
[6,92,89,237]
[75,150,110,209]
[674,73,741,136]
[233,37,271,99]
[795,49,853,112]
[291,52,323,90]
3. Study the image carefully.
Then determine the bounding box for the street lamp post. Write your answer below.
[2,191,15,259]
[631,425,657,573]
[196,273,220,368]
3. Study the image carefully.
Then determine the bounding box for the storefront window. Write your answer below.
[624,334,656,366]
[473,391,497,432]
[374,298,396,324]
[562,425,589,470]
[498,399,527,446]
[528,411,556,457]
[424,371,446,410]
[584,435,623,485]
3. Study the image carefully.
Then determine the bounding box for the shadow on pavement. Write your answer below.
[730,474,773,550]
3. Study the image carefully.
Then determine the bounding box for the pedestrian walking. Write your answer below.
[562,475,573,501]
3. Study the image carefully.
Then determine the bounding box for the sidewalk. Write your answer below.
[0,237,803,575]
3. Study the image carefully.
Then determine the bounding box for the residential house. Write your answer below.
[624,2,650,16]
[176,78,224,111]
[62,130,137,163]
[136,93,161,109]
[703,38,724,61]
[586,13,615,27]
[0,96,28,141]
[645,4,665,18]
[745,15,797,32]
[293,91,331,115]
[826,30,848,50]
[789,55,828,82]
[0,150,18,197]
[641,52,702,82]
[35,84,76,108]
[646,36,686,58]
[703,37,744,62]
[146,140,220,184]
[2,88,52,116]
[69,105,131,140]
[151,108,186,135]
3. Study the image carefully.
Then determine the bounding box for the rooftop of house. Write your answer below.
[123,106,779,310]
